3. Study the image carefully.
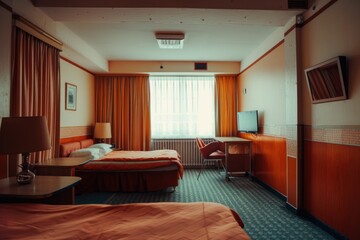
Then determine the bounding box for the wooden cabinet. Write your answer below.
[214,137,252,180]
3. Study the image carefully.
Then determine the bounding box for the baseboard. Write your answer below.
[253,177,348,239]
[285,202,298,214]
[301,211,348,240]
[251,176,287,201]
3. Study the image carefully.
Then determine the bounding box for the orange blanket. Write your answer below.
[77,150,183,177]
[0,202,250,239]
[101,149,180,161]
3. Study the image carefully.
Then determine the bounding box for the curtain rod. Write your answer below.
[13,15,63,50]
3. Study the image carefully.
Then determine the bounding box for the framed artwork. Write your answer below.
[65,83,77,111]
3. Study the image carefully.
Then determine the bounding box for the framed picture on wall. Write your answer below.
[65,83,77,111]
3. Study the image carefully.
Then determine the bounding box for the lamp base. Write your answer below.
[16,169,35,184]
[17,153,35,184]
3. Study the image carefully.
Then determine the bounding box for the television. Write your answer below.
[237,110,258,133]
[305,56,347,104]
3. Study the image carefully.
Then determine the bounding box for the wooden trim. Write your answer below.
[60,56,94,76]
[287,156,298,208]
[13,15,63,50]
[302,0,338,27]
[285,0,338,35]
[60,135,92,144]
[239,40,284,76]
[284,24,296,37]
[0,1,12,12]
[215,74,238,77]
[95,73,149,77]
[60,126,93,139]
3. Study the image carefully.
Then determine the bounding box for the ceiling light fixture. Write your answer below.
[155,32,184,49]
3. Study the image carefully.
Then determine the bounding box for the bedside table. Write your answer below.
[35,157,91,176]
[0,176,81,204]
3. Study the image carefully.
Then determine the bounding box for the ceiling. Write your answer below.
[32,1,305,67]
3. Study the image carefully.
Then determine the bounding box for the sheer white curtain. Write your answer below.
[150,75,215,138]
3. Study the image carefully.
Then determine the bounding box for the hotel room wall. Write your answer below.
[300,0,360,239]
[60,59,95,141]
[109,61,240,74]
[0,3,12,179]
[237,43,287,196]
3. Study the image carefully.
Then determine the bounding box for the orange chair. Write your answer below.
[196,138,226,180]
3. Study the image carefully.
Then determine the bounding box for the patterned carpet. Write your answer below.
[76,169,335,240]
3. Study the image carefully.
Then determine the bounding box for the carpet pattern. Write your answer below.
[76,169,335,240]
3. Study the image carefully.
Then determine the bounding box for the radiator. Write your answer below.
[151,138,213,168]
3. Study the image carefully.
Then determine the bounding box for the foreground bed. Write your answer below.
[60,139,183,193]
[0,202,250,239]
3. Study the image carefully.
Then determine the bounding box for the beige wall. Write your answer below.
[301,0,360,126]
[238,43,286,129]
[109,61,240,74]
[60,59,95,127]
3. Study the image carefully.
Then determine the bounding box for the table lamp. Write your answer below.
[0,116,51,184]
[93,122,112,143]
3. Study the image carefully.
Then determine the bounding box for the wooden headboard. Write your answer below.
[60,139,95,157]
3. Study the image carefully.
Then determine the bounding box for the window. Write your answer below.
[150,75,215,138]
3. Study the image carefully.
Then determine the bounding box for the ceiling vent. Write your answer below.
[194,62,207,70]
[155,32,184,49]
[288,0,308,9]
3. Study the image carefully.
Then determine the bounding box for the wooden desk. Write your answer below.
[0,176,81,204]
[35,157,91,176]
[214,137,252,180]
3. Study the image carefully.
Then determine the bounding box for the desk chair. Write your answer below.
[196,138,226,180]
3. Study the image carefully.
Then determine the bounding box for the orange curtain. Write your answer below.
[10,27,60,169]
[215,75,237,137]
[95,75,151,151]
[95,77,114,123]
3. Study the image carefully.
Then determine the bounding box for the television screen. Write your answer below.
[237,110,258,133]
[305,56,347,104]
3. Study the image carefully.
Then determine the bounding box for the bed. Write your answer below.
[0,202,250,239]
[59,139,183,193]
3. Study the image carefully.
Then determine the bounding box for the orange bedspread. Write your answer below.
[102,149,180,161]
[0,202,250,240]
[77,150,183,177]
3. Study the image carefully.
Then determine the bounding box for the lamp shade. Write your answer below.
[0,116,51,154]
[94,122,112,139]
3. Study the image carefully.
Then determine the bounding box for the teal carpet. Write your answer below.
[76,169,335,240]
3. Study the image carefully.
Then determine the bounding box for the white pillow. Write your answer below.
[89,143,113,155]
[69,148,101,160]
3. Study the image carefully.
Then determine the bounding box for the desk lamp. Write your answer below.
[0,116,51,184]
[94,122,112,143]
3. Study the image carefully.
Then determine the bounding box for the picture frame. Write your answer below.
[65,83,77,111]
[305,56,347,104]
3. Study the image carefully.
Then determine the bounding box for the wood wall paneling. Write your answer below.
[60,135,92,144]
[240,133,287,196]
[304,141,360,240]
[287,156,297,207]
[59,126,93,144]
